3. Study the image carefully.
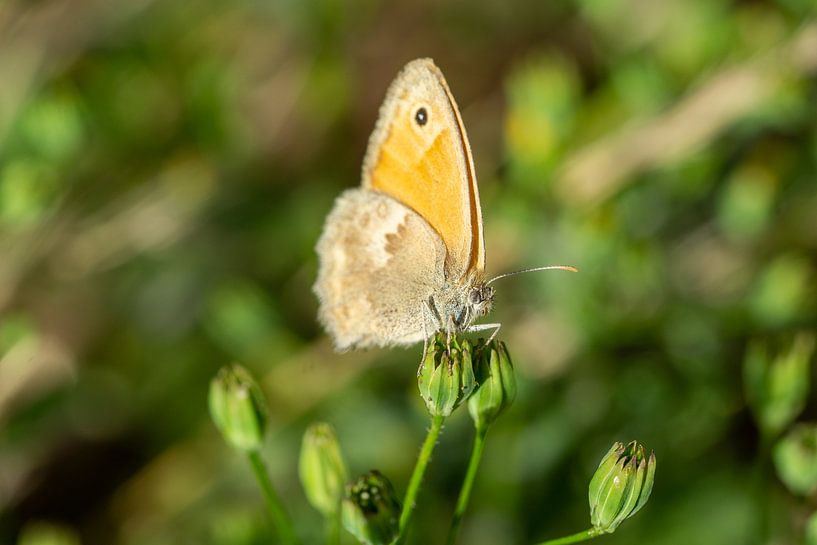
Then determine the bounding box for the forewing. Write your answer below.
[361,58,485,281]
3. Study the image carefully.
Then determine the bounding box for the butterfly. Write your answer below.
[313,58,574,351]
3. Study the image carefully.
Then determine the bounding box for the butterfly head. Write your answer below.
[467,284,494,320]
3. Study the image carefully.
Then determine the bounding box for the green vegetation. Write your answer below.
[1,1,816,544]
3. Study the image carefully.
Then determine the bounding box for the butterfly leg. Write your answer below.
[425,296,451,354]
[419,337,429,376]
[445,315,459,354]
[466,322,502,344]
[419,299,439,374]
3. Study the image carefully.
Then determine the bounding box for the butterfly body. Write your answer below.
[314,188,493,350]
[314,58,495,351]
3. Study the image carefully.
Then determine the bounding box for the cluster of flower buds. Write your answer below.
[208,345,658,545]
[208,364,268,452]
[341,471,402,545]
[589,440,656,534]
[418,334,518,424]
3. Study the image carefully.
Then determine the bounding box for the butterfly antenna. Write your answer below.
[486,265,578,285]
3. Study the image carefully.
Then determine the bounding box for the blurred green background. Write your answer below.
[1,0,817,544]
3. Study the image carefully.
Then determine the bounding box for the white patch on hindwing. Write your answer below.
[361,197,414,269]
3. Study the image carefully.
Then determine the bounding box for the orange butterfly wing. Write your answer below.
[361,58,485,281]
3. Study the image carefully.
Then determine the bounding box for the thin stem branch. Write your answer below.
[534,529,601,545]
[446,426,489,545]
[246,450,300,545]
[397,414,446,543]
[325,509,340,545]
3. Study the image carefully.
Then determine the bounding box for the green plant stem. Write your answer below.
[534,529,601,545]
[246,450,300,545]
[325,510,340,545]
[446,426,489,545]
[397,414,446,543]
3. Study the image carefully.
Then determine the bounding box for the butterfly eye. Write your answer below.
[469,289,482,304]
[414,107,428,126]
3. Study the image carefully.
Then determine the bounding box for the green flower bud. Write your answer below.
[208,364,268,452]
[299,422,349,516]
[773,423,817,496]
[468,340,517,431]
[588,441,656,534]
[417,334,476,417]
[744,333,815,437]
[341,470,401,545]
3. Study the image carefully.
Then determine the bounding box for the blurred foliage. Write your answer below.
[745,334,814,437]
[0,0,816,545]
[774,423,817,497]
[16,522,81,545]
